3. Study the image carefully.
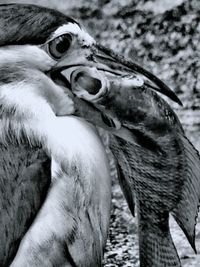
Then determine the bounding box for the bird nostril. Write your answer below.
[75,72,102,95]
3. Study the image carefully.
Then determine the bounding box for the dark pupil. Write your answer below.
[56,36,71,54]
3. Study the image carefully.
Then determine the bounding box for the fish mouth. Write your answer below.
[49,43,182,106]
[49,43,182,141]
[95,44,182,106]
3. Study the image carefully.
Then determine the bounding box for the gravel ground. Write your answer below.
[1,0,200,266]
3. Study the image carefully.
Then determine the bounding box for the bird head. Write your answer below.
[0,3,181,135]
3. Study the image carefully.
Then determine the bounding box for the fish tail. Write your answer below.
[171,134,200,253]
[138,205,181,267]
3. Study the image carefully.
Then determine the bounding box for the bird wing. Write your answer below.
[10,169,99,267]
[0,142,51,267]
[10,117,111,267]
[10,158,111,267]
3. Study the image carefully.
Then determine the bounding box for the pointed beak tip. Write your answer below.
[179,100,183,106]
[173,94,183,106]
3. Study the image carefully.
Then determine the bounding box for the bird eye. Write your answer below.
[48,34,72,60]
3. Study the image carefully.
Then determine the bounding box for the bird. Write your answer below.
[0,3,112,267]
[0,3,196,267]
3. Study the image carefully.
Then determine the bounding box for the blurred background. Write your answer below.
[0,0,199,266]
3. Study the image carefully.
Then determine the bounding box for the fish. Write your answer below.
[71,66,200,267]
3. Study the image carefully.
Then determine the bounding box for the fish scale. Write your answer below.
[73,70,200,266]
[104,86,200,265]
[109,133,185,266]
[110,132,183,209]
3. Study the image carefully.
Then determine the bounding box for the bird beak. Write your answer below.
[51,43,182,106]
[95,44,182,106]
[49,43,182,141]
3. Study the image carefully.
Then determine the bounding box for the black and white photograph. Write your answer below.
[0,0,199,266]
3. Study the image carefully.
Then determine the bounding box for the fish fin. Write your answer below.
[117,121,200,252]
[138,205,181,267]
[171,134,200,253]
[110,136,135,216]
[117,162,135,216]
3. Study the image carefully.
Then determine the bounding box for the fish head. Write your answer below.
[68,57,182,143]
[49,39,182,140]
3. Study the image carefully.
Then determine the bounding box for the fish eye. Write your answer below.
[48,34,73,60]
